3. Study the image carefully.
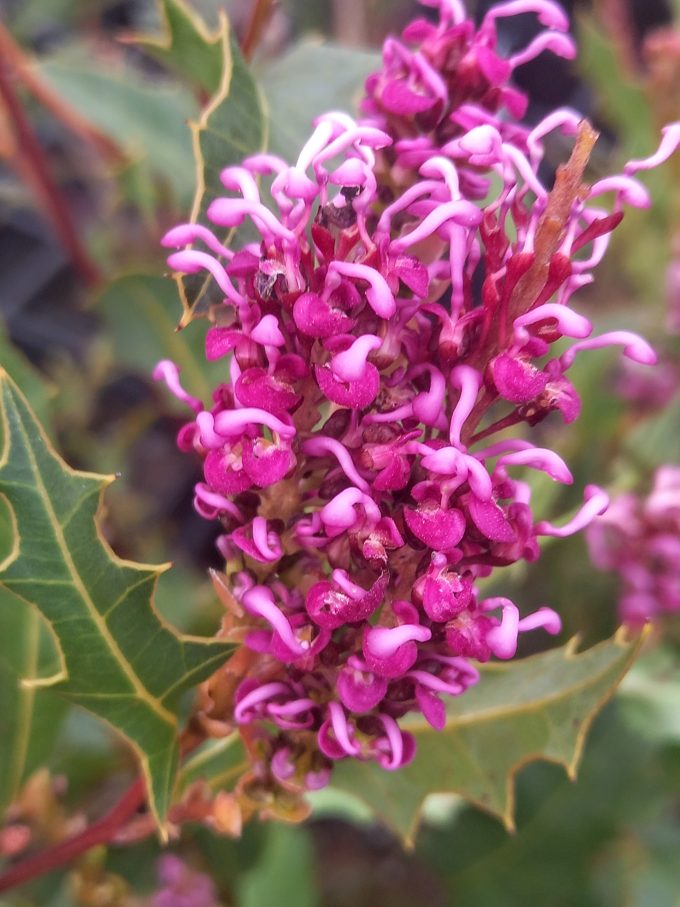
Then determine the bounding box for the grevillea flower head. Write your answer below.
[155,0,678,794]
[587,467,680,626]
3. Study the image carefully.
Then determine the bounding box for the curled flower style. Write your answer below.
[156,0,676,790]
[587,467,680,626]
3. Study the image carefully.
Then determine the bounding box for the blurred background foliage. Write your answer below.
[1,0,680,903]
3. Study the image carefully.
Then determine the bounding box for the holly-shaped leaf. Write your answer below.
[329,631,641,845]
[0,371,234,830]
[124,0,223,99]
[172,13,268,323]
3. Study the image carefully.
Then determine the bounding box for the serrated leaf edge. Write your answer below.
[174,14,269,326]
[0,370,233,831]
[340,629,645,847]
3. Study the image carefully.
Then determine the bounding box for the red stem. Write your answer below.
[240,0,275,61]
[0,47,100,287]
[0,778,145,895]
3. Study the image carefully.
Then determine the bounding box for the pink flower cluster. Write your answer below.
[155,0,676,787]
[587,467,680,626]
[150,855,218,907]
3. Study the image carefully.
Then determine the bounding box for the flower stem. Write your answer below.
[0,778,145,895]
[0,37,100,287]
[241,0,275,61]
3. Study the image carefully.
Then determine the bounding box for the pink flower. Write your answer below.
[154,0,677,786]
[587,467,680,625]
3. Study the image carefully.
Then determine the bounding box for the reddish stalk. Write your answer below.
[0,25,124,165]
[0,778,145,895]
[0,45,100,287]
[240,0,275,61]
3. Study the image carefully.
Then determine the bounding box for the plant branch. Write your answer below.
[0,41,100,287]
[0,778,145,895]
[0,25,124,165]
[240,0,275,61]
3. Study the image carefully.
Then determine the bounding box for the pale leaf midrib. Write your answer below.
[14,407,175,727]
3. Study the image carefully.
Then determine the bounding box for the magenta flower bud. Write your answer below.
[241,436,296,488]
[491,354,549,403]
[330,334,382,382]
[166,250,244,306]
[322,701,361,757]
[509,31,576,70]
[213,408,296,440]
[242,586,309,657]
[232,517,282,563]
[483,598,521,659]
[207,198,296,243]
[421,567,473,622]
[315,362,380,408]
[624,122,680,175]
[449,365,482,448]
[468,496,517,543]
[411,364,447,426]
[303,436,370,491]
[203,448,251,494]
[536,485,609,537]
[588,175,650,209]
[193,483,244,521]
[205,327,246,361]
[327,262,396,319]
[445,124,502,166]
[513,303,592,340]
[482,0,570,33]
[320,487,382,535]
[161,222,233,259]
[235,367,301,415]
[152,360,203,413]
[404,502,466,550]
[526,109,580,161]
[375,714,416,770]
[445,611,496,661]
[496,447,573,484]
[337,656,389,712]
[234,680,291,723]
[363,622,432,678]
[293,291,355,338]
[250,314,286,347]
[390,201,483,252]
[560,332,657,370]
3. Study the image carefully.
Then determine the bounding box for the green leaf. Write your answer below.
[329,631,641,845]
[0,319,54,431]
[0,371,235,829]
[175,16,268,323]
[236,824,320,907]
[38,45,197,208]
[618,644,680,745]
[125,0,223,98]
[260,40,379,161]
[97,273,222,404]
[0,332,67,810]
[0,574,67,812]
[177,734,248,795]
[576,16,652,158]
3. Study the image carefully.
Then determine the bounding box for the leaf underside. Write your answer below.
[330,631,641,846]
[0,371,235,829]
